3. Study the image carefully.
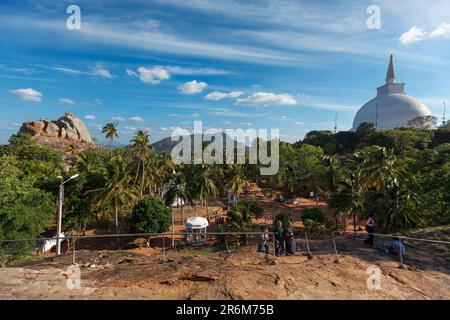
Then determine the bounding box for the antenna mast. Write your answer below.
[334,114,338,133]
[443,102,447,126]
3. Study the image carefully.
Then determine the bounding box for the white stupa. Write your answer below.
[352,55,432,131]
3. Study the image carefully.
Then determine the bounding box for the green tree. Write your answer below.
[197,165,218,213]
[131,130,152,198]
[102,122,119,151]
[0,155,54,263]
[95,156,138,238]
[131,197,171,244]
[163,172,189,222]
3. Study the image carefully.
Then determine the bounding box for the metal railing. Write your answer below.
[1,229,449,268]
[330,231,450,267]
[0,231,277,266]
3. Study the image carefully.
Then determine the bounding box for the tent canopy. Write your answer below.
[186,216,209,229]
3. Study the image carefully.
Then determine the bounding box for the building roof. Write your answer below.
[186,216,209,229]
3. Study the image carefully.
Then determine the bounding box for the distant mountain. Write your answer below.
[152,133,247,153]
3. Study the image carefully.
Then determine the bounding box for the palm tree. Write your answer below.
[131,130,152,198]
[95,156,138,246]
[163,172,188,248]
[76,148,101,173]
[227,164,249,201]
[329,173,365,232]
[197,165,218,214]
[102,122,119,151]
[164,172,189,222]
[225,202,254,246]
[357,146,421,231]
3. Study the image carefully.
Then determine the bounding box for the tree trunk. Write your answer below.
[353,213,356,233]
[140,160,145,198]
[134,160,141,185]
[115,204,119,249]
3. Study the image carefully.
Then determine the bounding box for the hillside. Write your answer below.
[152,133,247,153]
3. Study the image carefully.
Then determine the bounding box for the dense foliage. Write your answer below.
[0,122,448,260]
[131,197,172,234]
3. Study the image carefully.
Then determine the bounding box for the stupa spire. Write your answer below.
[386,54,396,84]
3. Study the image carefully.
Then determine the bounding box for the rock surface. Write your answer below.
[19,112,93,144]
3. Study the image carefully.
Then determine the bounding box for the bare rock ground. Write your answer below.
[1,235,449,300]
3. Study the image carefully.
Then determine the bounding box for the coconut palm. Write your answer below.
[164,172,189,222]
[163,172,188,248]
[227,164,249,200]
[130,130,152,198]
[102,122,119,151]
[95,156,138,245]
[77,148,102,173]
[357,146,421,231]
[329,172,365,232]
[197,165,218,214]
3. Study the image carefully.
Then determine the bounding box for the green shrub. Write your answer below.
[273,213,292,226]
[131,197,171,234]
[301,207,325,224]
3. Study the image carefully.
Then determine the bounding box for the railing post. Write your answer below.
[399,238,405,268]
[162,236,167,263]
[305,230,312,258]
[332,233,340,263]
[72,237,77,265]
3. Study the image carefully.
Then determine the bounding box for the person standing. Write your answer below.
[284,221,296,255]
[257,226,270,254]
[274,221,284,256]
[364,214,376,247]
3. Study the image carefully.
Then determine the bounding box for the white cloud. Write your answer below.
[169,113,183,118]
[134,66,170,84]
[240,122,252,126]
[128,66,232,85]
[236,92,297,106]
[124,126,137,131]
[223,120,232,125]
[399,26,428,44]
[112,116,126,122]
[205,91,244,101]
[126,69,138,77]
[400,24,450,44]
[166,66,233,75]
[93,64,113,78]
[52,65,113,78]
[159,126,181,132]
[179,80,208,94]
[11,88,43,102]
[429,23,450,39]
[85,115,95,120]
[52,66,87,75]
[59,98,74,105]
[129,116,144,122]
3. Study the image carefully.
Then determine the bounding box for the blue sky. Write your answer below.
[0,0,449,145]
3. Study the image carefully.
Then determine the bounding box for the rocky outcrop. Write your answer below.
[19,112,93,144]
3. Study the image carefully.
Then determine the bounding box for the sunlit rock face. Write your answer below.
[352,55,432,131]
[19,112,93,144]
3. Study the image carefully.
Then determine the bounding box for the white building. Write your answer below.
[352,55,433,131]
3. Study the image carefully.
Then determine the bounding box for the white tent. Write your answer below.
[185,216,209,244]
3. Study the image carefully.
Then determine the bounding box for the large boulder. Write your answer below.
[19,112,93,144]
